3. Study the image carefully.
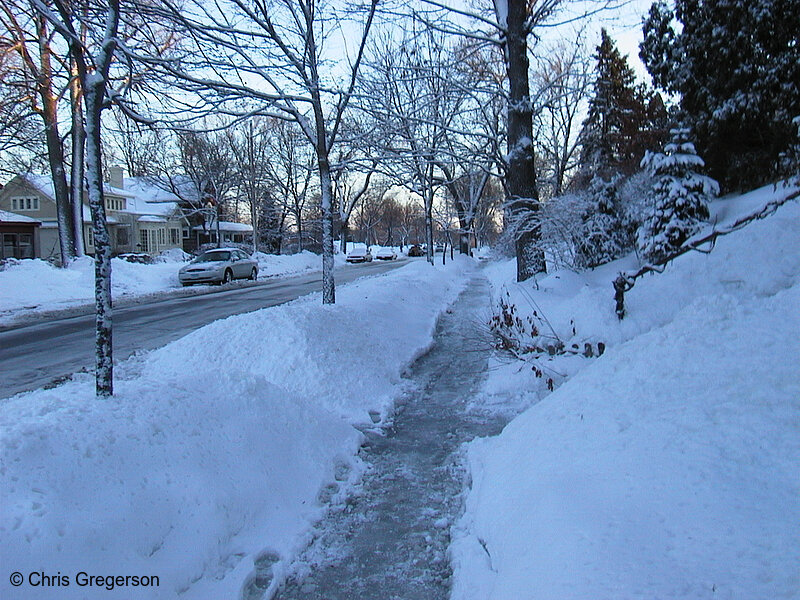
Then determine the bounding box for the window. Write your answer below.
[1,233,33,259]
[86,227,94,247]
[182,228,190,239]
[116,226,130,246]
[157,228,166,246]
[11,197,39,212]
[170,228,180,245]
[105,197,125,211]
[139,229,149,252]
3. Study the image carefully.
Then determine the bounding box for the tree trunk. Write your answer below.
[215,205,221,248]
[506,0,546,281]
[85,81,113,397]
[340,219,348,255]
[70,68,86,257]
[36,15,76,266]
[318,155,335,304]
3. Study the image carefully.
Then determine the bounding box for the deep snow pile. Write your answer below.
[450,183,800,599]
[0,258,472,600]
[0,251,338,325]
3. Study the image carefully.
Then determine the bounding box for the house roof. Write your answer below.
[123,177,183,217]
[20,172,136,200]
[0,209,40,224]
[192,221,253,232]
[11,173,182,223]
[125,176,203,205]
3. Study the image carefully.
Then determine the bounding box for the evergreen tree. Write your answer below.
[639,128,718,263]
[578,29,666,182]
[640,0,800,190]
[575,175,633,268]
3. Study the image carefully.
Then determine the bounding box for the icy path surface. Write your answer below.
[267,277,508,600]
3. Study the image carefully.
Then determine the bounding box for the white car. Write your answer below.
[179,248,258,285]
[375,248,398,260]
[346,247,373,263]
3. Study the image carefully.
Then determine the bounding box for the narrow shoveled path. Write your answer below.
[255,276,510,600]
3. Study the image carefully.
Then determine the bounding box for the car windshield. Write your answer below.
[195,251,230,262]
[349,249,366,256]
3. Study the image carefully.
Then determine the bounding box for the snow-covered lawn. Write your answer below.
[0,250,334,326]
[0,258,472,600]
[450,183,800,599]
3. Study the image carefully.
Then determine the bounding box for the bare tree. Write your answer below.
[226,118,280,254]
[144,0,379,303]
[261,119,316,253]
[533,40,592,197]
[33,0,121,396]
[361,26,474,264]
[1,0,77,263]
[353,185,386,247]
[332,150,377,255]
[417,0,622,280]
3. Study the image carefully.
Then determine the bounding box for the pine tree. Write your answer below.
[640,0,800,190]
[578,29,666,182]
[575,175,629,268]
[639,128,718,263]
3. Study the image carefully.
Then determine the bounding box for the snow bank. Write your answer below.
[451,185,800,599]
[0,251,334,325]
[0,258,473,600]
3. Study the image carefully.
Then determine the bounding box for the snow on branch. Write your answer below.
[613,186,800,320]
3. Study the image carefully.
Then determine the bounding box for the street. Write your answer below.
[0,259,407,399]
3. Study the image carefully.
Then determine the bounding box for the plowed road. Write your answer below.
[0,259,406,398]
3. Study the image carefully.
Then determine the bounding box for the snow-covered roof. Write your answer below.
[0,209,40,224]
[19,173,55,200]
[123,177,183,218]
[125,176,202,205]
[137,215,167,223]
[19,173,137,200]
[192,221,253,232]
[12,172,183,222]
[103,184,137,199]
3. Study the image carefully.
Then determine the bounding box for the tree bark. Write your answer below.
[69,65,86,257]
[30,14,76,265]
[505,0,546,281]
[85,79,113,397]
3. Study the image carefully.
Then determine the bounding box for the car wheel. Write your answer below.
[249,268,258,281]
[222,269,233,284]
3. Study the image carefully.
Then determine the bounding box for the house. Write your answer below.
[0,170,187,261]
[0,210,40,259]
[125,174,253,253]
[190,220,253,251]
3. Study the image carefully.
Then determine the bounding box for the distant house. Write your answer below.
[0,209,40,259]
[0,169,187,262]
[191,220,253,250]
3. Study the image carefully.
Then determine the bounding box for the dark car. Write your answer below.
[407,245,424,257]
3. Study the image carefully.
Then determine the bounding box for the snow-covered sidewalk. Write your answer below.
[272,276,510,600]
[0,258,472,600]
[450,185,800,599]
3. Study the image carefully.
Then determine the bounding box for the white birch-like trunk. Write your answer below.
[84,77,113,397]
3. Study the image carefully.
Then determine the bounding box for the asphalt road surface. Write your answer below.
[0,259,407,399]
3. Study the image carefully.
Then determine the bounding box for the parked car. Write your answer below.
[407,245,424,257]
[434,243,445,253]
[375,248,397,260]
[346,247,373,263]
[178,248,258,286]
